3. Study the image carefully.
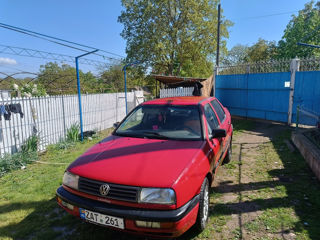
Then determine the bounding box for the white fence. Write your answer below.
[160,87,193,98]
[0,91,143,155]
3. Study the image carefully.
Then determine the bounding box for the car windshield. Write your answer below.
[115,105,203,140]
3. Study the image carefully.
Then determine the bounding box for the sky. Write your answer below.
[0,0,312,77]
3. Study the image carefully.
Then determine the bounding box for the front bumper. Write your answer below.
[56,186,199,237]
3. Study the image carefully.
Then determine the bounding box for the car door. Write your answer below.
[210,99,231,150]
[203,103,222,174]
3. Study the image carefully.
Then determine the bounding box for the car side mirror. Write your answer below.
[211,129,226,139]
[113,122,120,128]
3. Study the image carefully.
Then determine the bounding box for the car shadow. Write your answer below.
[203,121,320,239]
[0,197,147,240]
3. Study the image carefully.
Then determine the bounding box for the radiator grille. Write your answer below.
[78,177,139,202]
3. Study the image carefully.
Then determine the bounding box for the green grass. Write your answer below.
[1,119,320,240]
[189,120,320,239]
[252,130,320,239]
[0,128,118,240]
[232,118,255,136]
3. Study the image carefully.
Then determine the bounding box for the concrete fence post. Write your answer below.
[288,57,300,125]
[212,66,218,97]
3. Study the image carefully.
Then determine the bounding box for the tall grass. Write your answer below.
[66,123,80,142]
[0,123,89,177]
[21,135,39,153]
[0,151,38,177]
[0,135,39,176]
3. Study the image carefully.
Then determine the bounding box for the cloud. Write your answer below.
[0,57,17,65]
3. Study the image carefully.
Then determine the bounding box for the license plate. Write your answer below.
[79,208,124,229]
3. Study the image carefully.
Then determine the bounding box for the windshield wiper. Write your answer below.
[142,131,170,139]
[114,132,145,138]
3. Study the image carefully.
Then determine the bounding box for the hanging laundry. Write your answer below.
[0,105,7,115]
[0,105,6,121]
[4,105,11,120]
[9,104,24,118]
[0,105,8,121]
[192,82,203,96]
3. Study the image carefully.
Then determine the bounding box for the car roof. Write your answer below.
[142,96,214,106]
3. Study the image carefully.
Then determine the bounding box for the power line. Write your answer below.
[0,22,125,58]
[0,44,116,67]
[0,23,122,62]
[232,10,299,21]
[0,24,91,53]
[0,22,125,60]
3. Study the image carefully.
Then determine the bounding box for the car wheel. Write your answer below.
[195,177,210,231]
[223,139,232,164]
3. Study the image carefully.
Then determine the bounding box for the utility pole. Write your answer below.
[212,3,221,97]
[216,3,221,67]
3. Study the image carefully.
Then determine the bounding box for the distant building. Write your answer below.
[0,90,12,99]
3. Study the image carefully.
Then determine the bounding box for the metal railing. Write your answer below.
[296,106,320,131]
[218,57,320,75]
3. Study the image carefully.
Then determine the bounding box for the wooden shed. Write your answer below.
[153,75,214,97]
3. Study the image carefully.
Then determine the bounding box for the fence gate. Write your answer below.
[215,58,320,124]
[216,72,291,122]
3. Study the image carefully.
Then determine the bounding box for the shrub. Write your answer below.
[66,124,80,142]
[21,135,38,153]
[0,151,38,177]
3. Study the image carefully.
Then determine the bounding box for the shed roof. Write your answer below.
[152,75,206,85]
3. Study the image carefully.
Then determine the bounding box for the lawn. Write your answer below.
[187,120,320,240]
[0,119,320,240]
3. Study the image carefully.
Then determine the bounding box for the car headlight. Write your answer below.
[139,188,176,205]
[62,171,79,190]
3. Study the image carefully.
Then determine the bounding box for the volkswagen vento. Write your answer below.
[56,96,233,238]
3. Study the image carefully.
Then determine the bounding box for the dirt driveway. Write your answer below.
[181,120,320,240]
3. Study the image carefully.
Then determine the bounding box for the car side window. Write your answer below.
[211,100,225,123]
[204,104,219,136]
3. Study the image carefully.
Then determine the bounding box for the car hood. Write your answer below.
[68,135,204,188]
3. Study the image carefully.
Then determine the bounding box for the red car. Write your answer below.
[56,96,233,238]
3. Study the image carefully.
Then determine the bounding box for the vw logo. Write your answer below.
[99,184,110,196]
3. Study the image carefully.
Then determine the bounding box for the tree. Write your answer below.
[12,82,47,97]
[37,62,76,95]
[223,44,249,65]
[37,62,101,95]
[245,39,277,62]
[118,0,232,77]
[99,64,124,92]
[277,0,320,58]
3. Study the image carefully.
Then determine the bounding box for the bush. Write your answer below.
[21,135,39,153]
[0,151,38,177]
[54,139,76,150]
[66,124,80,142]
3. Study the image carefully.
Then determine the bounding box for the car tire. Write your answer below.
[223,139,232,164]
[195,177,210,231]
